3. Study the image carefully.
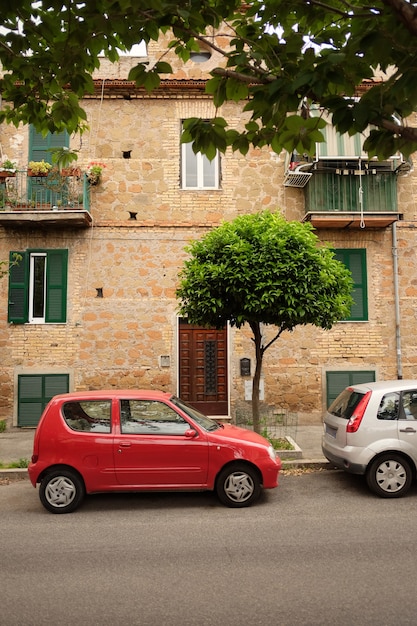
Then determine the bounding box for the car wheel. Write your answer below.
[366,454,413,498]
[216,464,261,508]
[39,469,85,513]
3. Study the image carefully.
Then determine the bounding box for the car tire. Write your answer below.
[366,454,413,498]
[215,464,261,508]
[39,469,85,513]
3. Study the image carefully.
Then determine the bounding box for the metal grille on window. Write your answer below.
[204,340,217,394]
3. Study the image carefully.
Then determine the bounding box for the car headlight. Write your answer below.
[267,445,276,461]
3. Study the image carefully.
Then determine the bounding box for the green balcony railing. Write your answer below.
[0,169,90,212]
[305,170,398,214]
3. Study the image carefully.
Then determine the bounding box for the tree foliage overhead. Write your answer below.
[2,0,417,157]
[176,211,354,431]
[0,0,239,134]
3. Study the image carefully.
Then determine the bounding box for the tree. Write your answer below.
[2,1,417,158]
[176,211,353,432]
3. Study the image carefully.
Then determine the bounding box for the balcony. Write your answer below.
[285,111,410,229]
[0,169,92,228]
[298,158,403,229]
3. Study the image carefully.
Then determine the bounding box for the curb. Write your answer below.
[0,468,29,480]
[282,459,336,470]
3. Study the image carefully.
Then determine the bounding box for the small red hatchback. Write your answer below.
[28,390,281,513]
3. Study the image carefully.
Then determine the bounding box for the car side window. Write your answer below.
[400,391,417,420]
[120,400,190,435]
[62,401,111,433]
[377,393,400,420]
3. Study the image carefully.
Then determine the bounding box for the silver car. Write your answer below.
[322,379,417,498]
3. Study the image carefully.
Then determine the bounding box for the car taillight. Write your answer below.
[346,391,371,433]
[31,454,38,463]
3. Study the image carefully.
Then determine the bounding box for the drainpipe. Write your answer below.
[392,221,403,379]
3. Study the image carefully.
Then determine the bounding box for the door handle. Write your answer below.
[118,441,131,447]
[399,427,417,433]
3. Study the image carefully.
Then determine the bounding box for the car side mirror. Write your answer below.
[184,428,198,438]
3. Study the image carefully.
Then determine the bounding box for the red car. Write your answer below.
[28,390,281,513]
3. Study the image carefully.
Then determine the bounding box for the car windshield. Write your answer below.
[328,389,365,420]
[171,396,221,431]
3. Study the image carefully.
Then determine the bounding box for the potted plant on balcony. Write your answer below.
[0,159,17,178]
[86,161,106,186]
[49,146,81,176]
[28,160,52,177]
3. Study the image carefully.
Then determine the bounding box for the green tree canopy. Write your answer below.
[2,1,417,158]
[176,211,353,431]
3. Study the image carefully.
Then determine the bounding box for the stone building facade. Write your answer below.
[0,33,416,428]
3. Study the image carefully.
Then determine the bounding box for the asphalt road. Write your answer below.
[2,470,417,626]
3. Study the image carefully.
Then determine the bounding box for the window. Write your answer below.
[334,249,368,321]
[326,370,375,407]
[62,401,111,433]
[377,390,417,421]
[120,400,190,435]
[28,127,69,203]
[8,249,68,324]
[29,126,69,163]
[401,391,417,420]
[377,392,400,420]
[181,129,220,189]
[18,373,69,426]
[327,388,365,420]
[190,50,211,63]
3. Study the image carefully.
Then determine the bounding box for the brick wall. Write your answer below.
[0,42,416,426]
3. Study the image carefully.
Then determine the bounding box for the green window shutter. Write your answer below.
[18,375,43,426]
[326,371,352,402]
[18,374,69,426]
[29,126,69,164]
[351,371,376,386]
[28,128,69,203]
[45,374,69,398]
[334,249,368,321]
[326,370,375,407]
[8,251,28,324]
[45,249,68,323]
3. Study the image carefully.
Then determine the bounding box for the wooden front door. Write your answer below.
[179,319,228,416]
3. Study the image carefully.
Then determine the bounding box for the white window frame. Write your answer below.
[181,139,220,190]
[28,252,47,323]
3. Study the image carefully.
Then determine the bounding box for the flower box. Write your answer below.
[28,170,49,177]
[0,170,16,178]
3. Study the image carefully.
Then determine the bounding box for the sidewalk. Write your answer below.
[0,428,35,464]
[0,424,328,471]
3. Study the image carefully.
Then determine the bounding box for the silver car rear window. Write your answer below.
[328,389,365,420]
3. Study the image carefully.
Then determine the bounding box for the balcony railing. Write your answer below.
[299,158,402,229]
[0,169,92,228]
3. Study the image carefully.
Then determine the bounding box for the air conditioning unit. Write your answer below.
[283,167,313,188]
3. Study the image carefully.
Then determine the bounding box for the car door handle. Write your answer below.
[399,427,417,433]
[118,441,131,447]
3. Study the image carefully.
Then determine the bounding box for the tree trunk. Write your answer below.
[250,321,264,434]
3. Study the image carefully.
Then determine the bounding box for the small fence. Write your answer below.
[236,407,298,442]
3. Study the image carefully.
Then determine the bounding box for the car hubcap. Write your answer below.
[376,460,407,493]
[45,476,77,508]
[224,472,255,503]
